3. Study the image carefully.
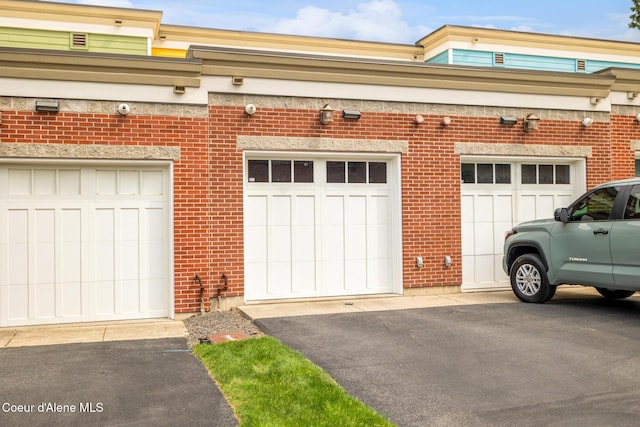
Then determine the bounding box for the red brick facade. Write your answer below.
[1,103,635,313]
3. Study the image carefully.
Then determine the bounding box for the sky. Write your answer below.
[43,0,640,44]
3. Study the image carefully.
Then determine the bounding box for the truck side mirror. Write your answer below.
[554,207,569,223]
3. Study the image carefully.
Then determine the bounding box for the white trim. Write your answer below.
[202,76,607,111]
[0,78,208,105]
[0,17,155,38]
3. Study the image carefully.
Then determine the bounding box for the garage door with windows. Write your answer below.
[461,159,582,291]
[0,163,171,327]
[244,154,401,301]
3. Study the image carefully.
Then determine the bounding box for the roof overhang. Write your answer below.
[0,47,201,87]
[189,45,615,98]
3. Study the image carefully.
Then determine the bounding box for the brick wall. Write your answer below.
[0,108,210,313]
[1,102,628,313]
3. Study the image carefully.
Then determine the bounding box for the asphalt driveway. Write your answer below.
[0,338,236,427]
[256,294,640,426]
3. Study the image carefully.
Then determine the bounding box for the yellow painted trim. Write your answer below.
[152,47,187,58]
[156,25,423,61]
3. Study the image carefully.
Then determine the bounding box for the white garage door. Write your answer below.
[244,154,400,301]
[0,163,171,326]
[461,159,583,291]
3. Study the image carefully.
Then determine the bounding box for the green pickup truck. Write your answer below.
[503,178,640,303]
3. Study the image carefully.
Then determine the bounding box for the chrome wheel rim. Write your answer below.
[515,263,541,296]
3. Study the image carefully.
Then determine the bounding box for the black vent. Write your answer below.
[71,33,87,48]
[576,59,586,71]
[494,53,505,65]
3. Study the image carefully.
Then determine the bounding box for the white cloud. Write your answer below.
[269,0,423,43]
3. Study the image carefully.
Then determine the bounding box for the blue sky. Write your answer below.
[46,0,640,44]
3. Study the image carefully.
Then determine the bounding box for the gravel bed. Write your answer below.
[183,309,264,348]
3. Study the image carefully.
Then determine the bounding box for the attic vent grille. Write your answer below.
[576,59,586,71]
[71,33,88,49]
[494,53,505,65]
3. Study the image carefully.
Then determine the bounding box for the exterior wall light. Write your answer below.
[499,116,517,125]
[636,113,640,122]
[414,114,424,125]
[524,113,540,132]
[320,104,334,125]
[582,117,593,127]
[35,100,59,112]
[441,116,451,127]
[342,110,361,120]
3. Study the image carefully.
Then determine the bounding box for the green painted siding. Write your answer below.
[425,50,449,64]
[0,27,147,55]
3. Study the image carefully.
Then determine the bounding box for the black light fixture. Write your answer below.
[35,100,59,112]
[342,110,362,120]
[499,116,517,125]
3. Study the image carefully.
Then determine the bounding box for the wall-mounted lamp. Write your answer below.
[499,116,517,125]
[628,92,638,100]
[582,117,593,127]
[232,76,244,85]
[35,100,59,112]
[416,256,423,269]
[320,104,334,125]
[173,85,186,95]
[441,116,451,127]
[342,110,361,120]
[444,256,452,268]
[117,103,131,116]
[635,113,640,122]
[590,97,602,105]
[245,104,256,115]
[524,113,540,132]
[414,114,424,125]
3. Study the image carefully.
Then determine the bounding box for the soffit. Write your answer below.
[190,46,615,97]
[0,47,201,87]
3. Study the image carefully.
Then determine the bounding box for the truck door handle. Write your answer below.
[593,228,609,235]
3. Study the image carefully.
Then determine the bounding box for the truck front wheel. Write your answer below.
[510,254,556,303]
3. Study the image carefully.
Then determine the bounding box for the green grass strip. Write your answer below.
[193,336,394,427]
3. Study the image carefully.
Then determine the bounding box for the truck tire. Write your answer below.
[510,254,556,303]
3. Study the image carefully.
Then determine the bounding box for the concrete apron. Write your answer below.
[0,318,187,348]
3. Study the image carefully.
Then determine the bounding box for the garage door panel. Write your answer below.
[1,164,171,326]
[462,160,580,291]
[245,156,397,300]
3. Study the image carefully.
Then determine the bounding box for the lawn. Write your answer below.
[193,336,394,426]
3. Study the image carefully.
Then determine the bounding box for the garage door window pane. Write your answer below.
[522,164,536,184]
[539,165,553,184]
[495,164,511,184]
[294,161,314,183]
[327,161,345,183]
[348,162,366,183]
[369,162,387,183]
[461,163,475,184]
[248,160,269,182]
[555,165,570,184]
[477,164,493,184]
[272,160,292,183]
